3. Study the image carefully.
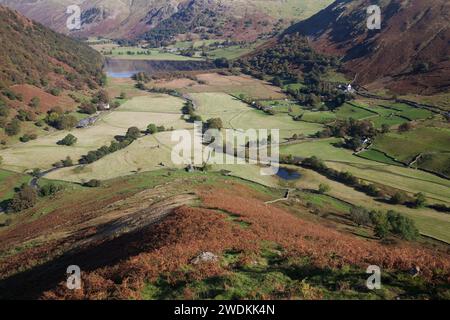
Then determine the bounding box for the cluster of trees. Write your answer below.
[57,134,77,146]
[146,124,167,135]
[53,156,74,168]
[140,3,224,47]
[182,100,202,122]
[79,127,141,164]
[6,182,63,213]
[133,72,152,84]
[44,107,78,130]
[349,207,419,240]
[317,118,377,151]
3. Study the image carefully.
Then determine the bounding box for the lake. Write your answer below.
[105,58,214,78]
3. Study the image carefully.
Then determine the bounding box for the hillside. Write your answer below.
[285,0,450,94]
[0,0,333,41]
[0,5,104,91]
[0,171,448,300]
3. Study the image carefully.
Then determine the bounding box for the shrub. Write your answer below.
[349,207,371,226]
[5,119,21,136]
[20,133,37,143]
[147,124,158,134]
[79,102,97,115]
[386,211,419,240]
[49,88,62,96]
[62,156,73,167]
[318,184,330,195]
[39,183,63,197]
[413,192,427,208]
[29,97,40,108]
[391,192,407,205]
[398,122,412,133]
[84,179,101,188]
[57,134,78,146]
[126,127,141,140]
[206,118,223,130]
[8,184,38,212]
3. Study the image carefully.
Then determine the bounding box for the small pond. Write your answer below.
[276,167,302,181]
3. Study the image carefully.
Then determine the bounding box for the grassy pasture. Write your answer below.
[295,167,450,243]
[104,46,203,61]
[357,149,403,166]
[280,139,450,204]
[190,92,323,140]
[0,94,186,172]
[153,73,286,100]
[335,103,377,120]
[372,127,450,164]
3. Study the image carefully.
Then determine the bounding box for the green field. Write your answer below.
[357,149,404,166]
[0,94,187,173]
[372,126,450,164]
[335,103,377,120]
[206,42,264,60]
[105,46,204,61]
[281,138,450,204]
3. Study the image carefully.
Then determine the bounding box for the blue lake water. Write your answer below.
[276,167,301,180]
[107,71,139,79]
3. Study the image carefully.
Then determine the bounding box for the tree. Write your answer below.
[391,192,407,205]
[55,115,78,130]
[370,211,390,239]
[126,127,141,140]
[349,207,371,226]
[413,192,427,208]
[8,184,37,212]
[272,76,282,87]
[57,134,78,146]
[79,102,97,115]
[5,119,21,136]
[381,124,390,134]
[39,183,63,197]
[147,124,158,134]
[318,183,330,194]
[206,118,223,130]
[92,90,109,104]
[386,211,419,240]
[62,156,73,167]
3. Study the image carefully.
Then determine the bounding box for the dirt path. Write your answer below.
[265,188,294,204]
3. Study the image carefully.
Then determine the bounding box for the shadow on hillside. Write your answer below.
[0,223,158,300]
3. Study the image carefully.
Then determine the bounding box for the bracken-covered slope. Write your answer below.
[0,0,333,41]
[0,172,449,300]
[0,5,104,90]
[285,0,450,94]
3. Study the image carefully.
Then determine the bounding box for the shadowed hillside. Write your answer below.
[0,5,104,90]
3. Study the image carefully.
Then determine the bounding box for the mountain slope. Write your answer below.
[0,5,104,91]
[285,0,450,94]
[0,0,334,41]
